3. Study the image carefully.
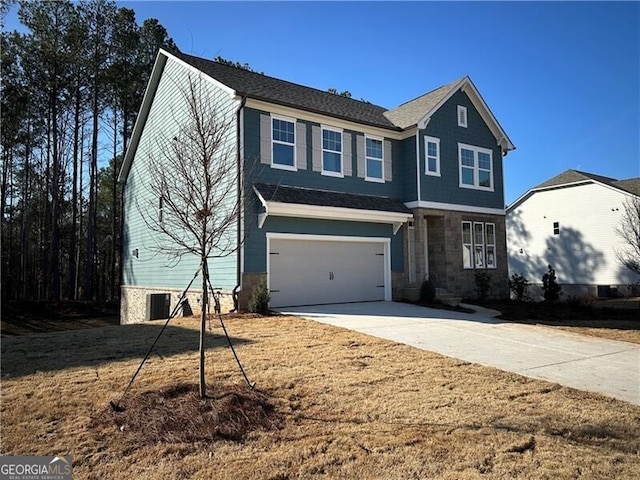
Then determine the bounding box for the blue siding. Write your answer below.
[243,108,403,198]
[400,136,418,202]
[122,56,240,290]
[418,90,505,209]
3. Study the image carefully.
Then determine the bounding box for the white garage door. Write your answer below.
[268,235,389,308]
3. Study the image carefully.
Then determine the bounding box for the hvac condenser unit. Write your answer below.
[146,293,170,321]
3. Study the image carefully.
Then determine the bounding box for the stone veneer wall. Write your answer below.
[406,208,509,300]
[391,271,406,301]
[239,272,267,310]
[121,285,235,325]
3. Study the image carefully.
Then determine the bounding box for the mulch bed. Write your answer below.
[96,383,282,444]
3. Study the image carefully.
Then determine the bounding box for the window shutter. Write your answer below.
[384,140,392,182]
[311,125,321,172]
[260,114,271,164]
[343,132,352,176]
[356,135,365,178]
[296,122,307,170]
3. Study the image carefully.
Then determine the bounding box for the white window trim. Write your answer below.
[458,142,494,192]
[321,125,343,178]
[424,136,440,177]
[365,134,384,183]
[457,105,468,128]
[473,222,485,268]
[271,114,297,171]
[462,221,497,269]
[462,221,473,269]
[485,223,497,269]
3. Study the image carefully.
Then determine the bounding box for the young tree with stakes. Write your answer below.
[138,73,242,398]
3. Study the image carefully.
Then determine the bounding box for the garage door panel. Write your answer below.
[269,237,387,308]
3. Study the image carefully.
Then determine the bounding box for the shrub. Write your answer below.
[419,279,436,303]
[474,271,492,302]
[248,280,270,314]
[509,273,530,302]
[542,264,562,303]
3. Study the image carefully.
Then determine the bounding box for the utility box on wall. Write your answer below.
[146,293,170,321]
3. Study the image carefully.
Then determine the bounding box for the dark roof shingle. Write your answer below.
[254,183,412,214]
[173,51,398,130]
[534,170,617,189]
[534,169,640,196]
[613,178,640,196]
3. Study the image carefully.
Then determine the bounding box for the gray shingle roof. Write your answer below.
[173,51,399,130]
[383,78,463,129]
[534,169,640,196]
[254,183,412,214]
[534,170,617,189]
[613,178,640,196]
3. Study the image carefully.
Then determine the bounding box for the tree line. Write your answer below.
[1,0,177,303]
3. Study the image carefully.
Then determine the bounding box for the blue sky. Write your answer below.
[6,1,640,205]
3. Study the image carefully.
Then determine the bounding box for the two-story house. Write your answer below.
[507,169,640,298]
[118,49,515,323]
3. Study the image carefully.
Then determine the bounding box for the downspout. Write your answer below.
[232,95,247,312]
[415,128,421,204]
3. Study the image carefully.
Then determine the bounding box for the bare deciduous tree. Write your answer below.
[615,196,640,276]
[139,73,243,397]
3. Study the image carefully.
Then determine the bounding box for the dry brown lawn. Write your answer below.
[2,314,639,479]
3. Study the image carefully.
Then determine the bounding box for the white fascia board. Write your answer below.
[118,51,168,184]
[267,232,391,244]
[252,185,269,228]
[259,200,412,233]
[245,98,415,141]
[416,77,467,130]
[416,76,515,154]
[507,179,638,212]
[162,49,236,96]
[461,78,515,153]
[405,200,505,216]
[118,49,240,184]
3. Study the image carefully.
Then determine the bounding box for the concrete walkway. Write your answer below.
[279,301,640,406]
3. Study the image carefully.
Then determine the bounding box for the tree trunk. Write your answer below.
[68,85,81,300]
[199,257,208,398]
[85,85,98,301]
[20,122,31,299]
[48,79,61,301]
[110,111,118,301]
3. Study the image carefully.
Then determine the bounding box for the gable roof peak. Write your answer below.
[534,169,620,190]
[383,74,514,153]
[508,168,639,211]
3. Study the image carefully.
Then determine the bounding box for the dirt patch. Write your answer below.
[95,382,281,443]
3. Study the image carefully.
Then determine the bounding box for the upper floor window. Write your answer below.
[459,143,493,191]
[365,136,384,182]
[322,126,342,177]
[424,136,440,176]
[272,116,296,170]
[457,105,468,128]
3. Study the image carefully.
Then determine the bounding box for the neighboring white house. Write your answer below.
[506,169,640,298]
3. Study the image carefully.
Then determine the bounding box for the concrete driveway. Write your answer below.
[279,301,640,406]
